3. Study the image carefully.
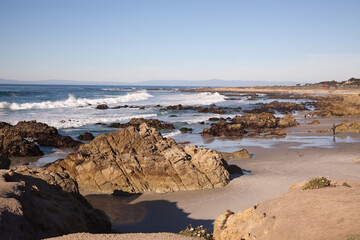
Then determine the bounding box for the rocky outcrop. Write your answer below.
[78,132,95,141]
[246,101,307,114]
[110,118,175,130]
[308,120,320,125]
[314,94,360,117]
[0,166,111,239]
[0,127,44,157]
[0,155,11,169]
[96,104,109,109]
[202,113,298,137]
[161,104,225,114]
[47,123,230,193]
[213,179,360,240]
[335,120,360,133]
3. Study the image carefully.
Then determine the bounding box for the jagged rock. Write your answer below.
[232,113,279,129]
[246,101,307,114]
[213,179,360,240]
[201,121,245,137]
[46,123,230,193]
[0,167,111,239]
[96,104,109,109]
[110,118,175,130]
[0,127,44,157]
[78,132,95,141]
[0,155,11,169]
[335,120,360,133]
[161,104,225,114]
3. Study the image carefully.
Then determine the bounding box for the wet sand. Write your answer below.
[84,115,360,233]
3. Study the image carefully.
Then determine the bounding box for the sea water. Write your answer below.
[1,84,357,166]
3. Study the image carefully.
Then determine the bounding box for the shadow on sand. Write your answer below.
[85,194,214,233]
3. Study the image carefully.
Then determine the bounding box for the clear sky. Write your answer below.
[0,0,359,83]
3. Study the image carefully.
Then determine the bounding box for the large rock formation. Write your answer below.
[0,166,111,239]
[0,120,81,149]
[213,179,360,240]
[202,113,298,137]
[47,123,230,193]
[314,94,360,117]
[0,127,44,157]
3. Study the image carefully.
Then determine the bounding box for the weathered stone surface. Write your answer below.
[47,123,230,193]
[0,155,11,169]
[277,114,299,128]
[0,167,111,239]
[308,120,320,125]
[335,120,360,133]
[0,127,44,157]
[110,118,175,130]
[232,113,279,129]
[78,132,95,141]
[213,179,360,240]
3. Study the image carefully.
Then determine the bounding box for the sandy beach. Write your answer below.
[84,114,360,233]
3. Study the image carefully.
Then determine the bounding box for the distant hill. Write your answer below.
[0,78,296,87]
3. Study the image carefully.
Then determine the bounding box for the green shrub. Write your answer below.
[179,225,213,240]
[302,177,332,190]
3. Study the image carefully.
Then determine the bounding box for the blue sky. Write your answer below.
[0,0,359,83]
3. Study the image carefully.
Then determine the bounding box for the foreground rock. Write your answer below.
[202,113,298,137]
[109,118,175,130]
[0,166,111,239]
[214,179,360,240]
[47,123,230,193]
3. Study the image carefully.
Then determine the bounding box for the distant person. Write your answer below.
[332,124,336,136]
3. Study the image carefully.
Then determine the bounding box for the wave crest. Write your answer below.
[0,91,153,110]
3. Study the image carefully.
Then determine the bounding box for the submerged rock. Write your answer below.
[47,123,230,193]
[0,166,111,239]
[96,104,109,109]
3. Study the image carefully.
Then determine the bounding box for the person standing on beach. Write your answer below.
[332,124,336,136]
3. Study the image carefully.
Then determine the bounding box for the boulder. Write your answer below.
[0,166,111,239]
[78,132,95,141]
[213,179,360,240]
[217,149,251,160]
[46,123,230,193]
[308,120,320,125]
[277,115,299,128]
[232,113,279,129]
[0,128,44,157]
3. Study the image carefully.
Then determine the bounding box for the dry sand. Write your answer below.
[46,233,197,240]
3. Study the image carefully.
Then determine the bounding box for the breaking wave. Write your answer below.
[0,91,153,110]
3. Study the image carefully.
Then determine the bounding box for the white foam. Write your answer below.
[0,91,153,110]
[162,130,181,138]
[47,113,157,128]
[156,92,227,106]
